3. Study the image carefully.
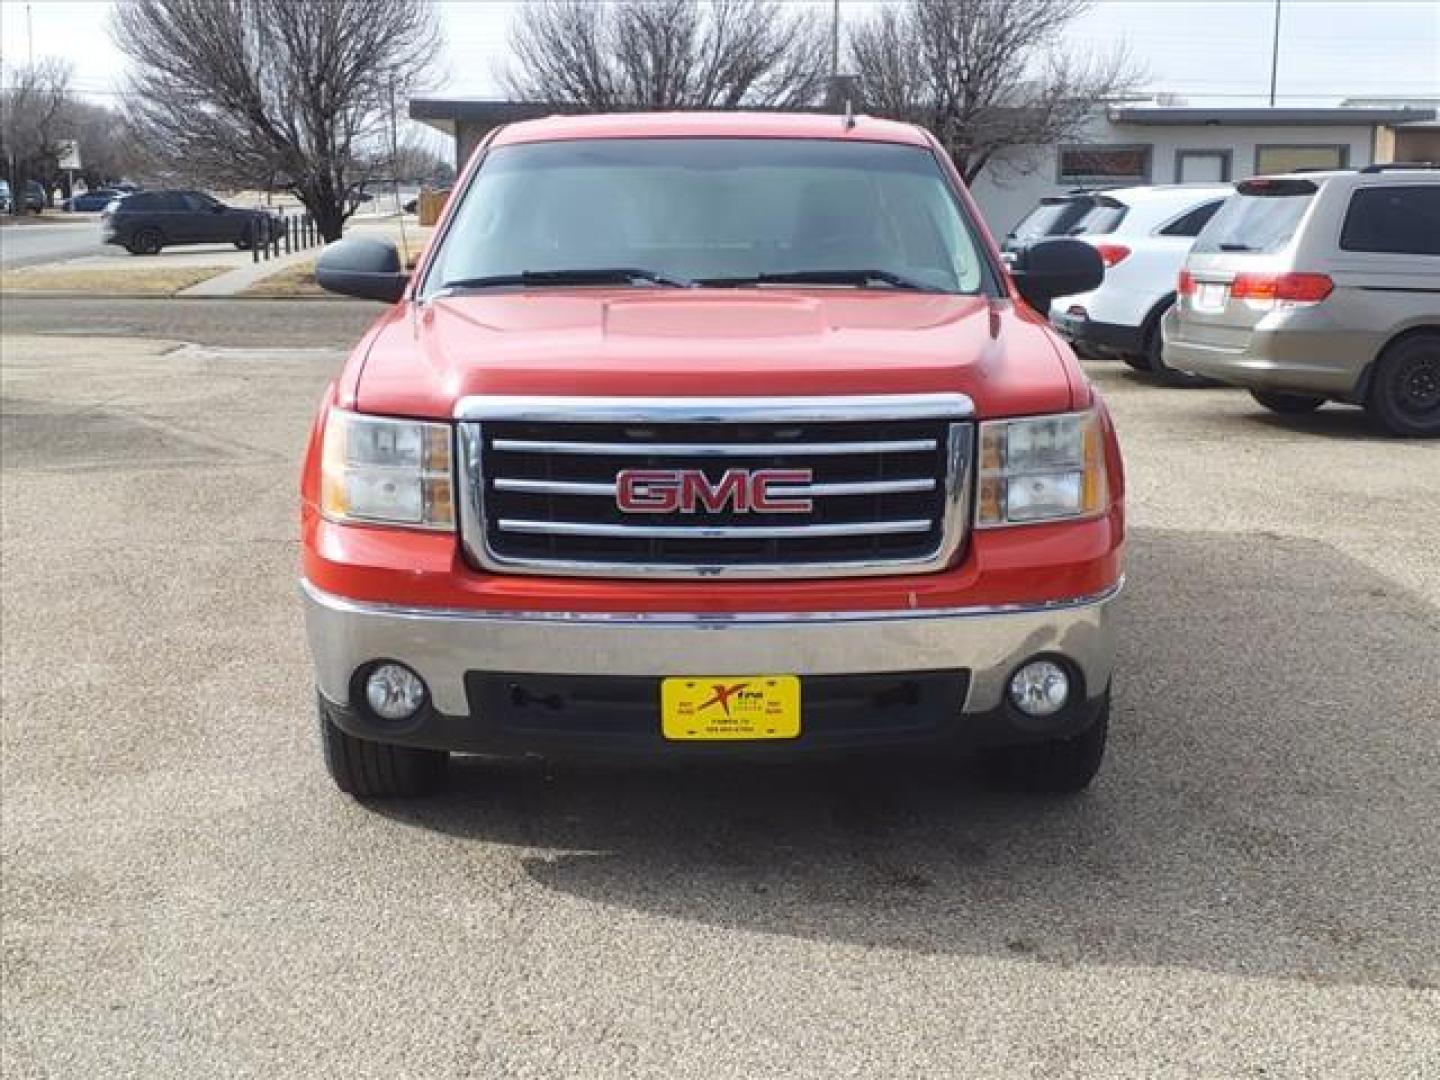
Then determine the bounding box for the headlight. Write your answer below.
[320,409,454,530]
[977,410,1107,527]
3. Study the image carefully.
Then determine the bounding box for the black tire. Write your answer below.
[985,692,1109,794]
[1366,333,1440,437]
[234,238,250,251]
[127,228,162,256]
[317,697,447,798]
[1250,389,1325,415]
[1144,301,1216,386]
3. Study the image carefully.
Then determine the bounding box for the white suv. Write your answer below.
[1048,185,1232,381]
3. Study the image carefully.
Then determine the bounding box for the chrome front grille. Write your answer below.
[456,395,974,579]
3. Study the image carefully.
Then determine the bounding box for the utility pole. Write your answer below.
[27,3,35,67]
[829,0,840,82]
[389,76,408,264]
[1268,0,1281,107]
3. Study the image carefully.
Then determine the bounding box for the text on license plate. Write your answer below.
[660,675,801,741]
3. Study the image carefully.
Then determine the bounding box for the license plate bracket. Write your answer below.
[660,675,801,741]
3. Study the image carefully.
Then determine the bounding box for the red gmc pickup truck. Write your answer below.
[303,112,1121,799]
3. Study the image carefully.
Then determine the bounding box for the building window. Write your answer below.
[1175,149,1232,183]
[1057,144,1151,186]
[1254,144,1350,176]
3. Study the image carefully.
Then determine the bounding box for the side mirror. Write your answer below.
[316,237,410,303]
[1009,238,1104,313]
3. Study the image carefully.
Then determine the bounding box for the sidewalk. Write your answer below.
[177,217,432,298]
[178,246,317,297]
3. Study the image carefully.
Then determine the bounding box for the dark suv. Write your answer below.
[101,190,280,255]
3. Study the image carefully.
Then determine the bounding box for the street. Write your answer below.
[2,297,1439,1079]
[0,219,107,270]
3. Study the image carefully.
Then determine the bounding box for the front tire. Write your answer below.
[1366,334,1440,437]
[318,697,447,798]
[985,692,1109,794]
[1251,389,1325,415]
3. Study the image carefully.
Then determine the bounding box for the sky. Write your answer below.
[2,0,1437,108]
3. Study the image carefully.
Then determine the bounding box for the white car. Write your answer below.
[1047,185,1232,381]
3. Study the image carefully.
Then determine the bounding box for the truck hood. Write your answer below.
[352,291,1078,418]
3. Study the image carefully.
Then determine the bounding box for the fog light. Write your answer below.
[365,662,426,721]
[1008,659,1070,718]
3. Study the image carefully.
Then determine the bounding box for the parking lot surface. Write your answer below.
[2,308,1438,1078]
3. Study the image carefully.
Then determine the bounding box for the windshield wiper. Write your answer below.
[440,267,692,291]
[695,269,938,292]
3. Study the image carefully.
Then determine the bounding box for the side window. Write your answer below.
[1340,186,1440,256]
[123,194,155,210]
[153,193,187,211]
[1160,199,1226,237]
[180,193,220,212]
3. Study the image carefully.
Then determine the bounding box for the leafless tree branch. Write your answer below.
[109,0,441,239]
[1,58,74,212]
[505,0,829,111]
[850,0,1142,184]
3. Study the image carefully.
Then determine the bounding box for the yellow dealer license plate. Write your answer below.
[661,675,801,741]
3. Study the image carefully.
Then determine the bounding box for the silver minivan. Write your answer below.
[1163,166,1440,436]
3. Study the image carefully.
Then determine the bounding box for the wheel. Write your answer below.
[317,696,447,797]
[127,228,162,255]
[234,238,250,250]
[984,691,1109,794]
[1250,389,1325,415]
[1144,301,1216,386]
[1366,334,1440,437]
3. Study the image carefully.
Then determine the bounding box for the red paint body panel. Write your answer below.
[303,112,1124,615]
[302,507,1121,614]
[353,292,1074,419]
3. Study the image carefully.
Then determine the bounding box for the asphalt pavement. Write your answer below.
[2,302,1438,1078]
[0,218,108,269]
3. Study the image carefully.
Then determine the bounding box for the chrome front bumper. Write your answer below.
[302,580,1119,720]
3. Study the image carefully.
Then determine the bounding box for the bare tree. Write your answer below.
[110,0,441,240]
[67,101,148,190]
[506,0,829,111]
[1,58,73,213]
[850,0,1140,183]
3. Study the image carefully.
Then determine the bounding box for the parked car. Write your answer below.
[1046,184,1232,379]
[23,181,47,213]
[0,180,11,214]
[101,189,281,255]
[62,188,121,212]
[1000,190,1117,259]
[302,112,1120,799]
[1164,165,1440,436]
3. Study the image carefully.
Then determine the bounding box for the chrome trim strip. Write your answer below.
[490,438,938,457]
[495,518,934,539]
[456,396,974,580]
[455,392,975,423]
[301,577,1122,626]
[492,477,936,498]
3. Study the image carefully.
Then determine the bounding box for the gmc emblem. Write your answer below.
[616,468,813,514]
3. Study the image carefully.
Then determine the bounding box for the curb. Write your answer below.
[1,290,372,302]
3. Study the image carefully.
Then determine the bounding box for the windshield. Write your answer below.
[1193,187,1315,255]
[1010,199,1089,240]
[1068,198,1128,236]
[424,138,991,296]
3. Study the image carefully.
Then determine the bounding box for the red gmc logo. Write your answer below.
[616,469,813,514]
